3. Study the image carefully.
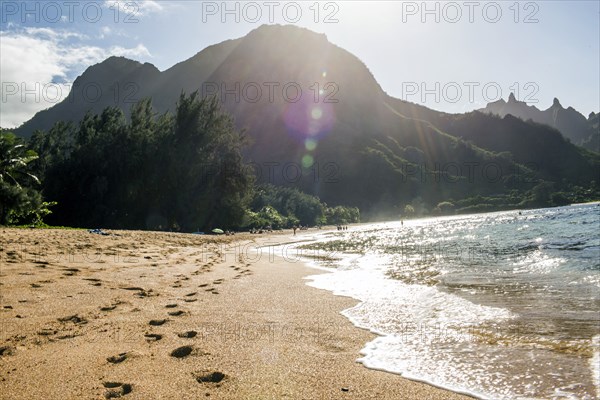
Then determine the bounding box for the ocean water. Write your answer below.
[293,203,600,399]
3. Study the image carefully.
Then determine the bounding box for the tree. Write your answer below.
[167,93,254,231]
[30,95,253,231]
[249,184,325,227]
[0,132,44,224]
[325,205,360,225]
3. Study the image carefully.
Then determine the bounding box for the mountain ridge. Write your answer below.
[479,93,598,151]
[10,24,600,217]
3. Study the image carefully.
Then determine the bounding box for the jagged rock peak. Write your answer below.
[552,97,562,108]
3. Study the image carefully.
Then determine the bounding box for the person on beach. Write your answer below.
[293,226,297,235]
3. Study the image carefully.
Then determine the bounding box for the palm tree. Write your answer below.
[0,131,42,224]
[0,131,40,187]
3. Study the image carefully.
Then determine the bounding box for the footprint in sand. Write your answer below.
[177,331,197,339]
[33,260,50,268]
[58,314,87,324]
[120,286,150,296]
[183,298,197,303]
[0,346,15,357]
[149,319,168,326]
[194,371,226,384]
[136,290,154,298]
[62,268,80,276]
[100,305,117,312]
[106,352,128,364]
[170,346,193,358]
[103,382,132,398]
[167,310,185,317]
[185,292,197,297]
[37,328,57,336]
[165,304,178,309]
[144,333,162,342]
[120,286,144,292]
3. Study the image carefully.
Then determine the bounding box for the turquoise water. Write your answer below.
[296,203,600,399]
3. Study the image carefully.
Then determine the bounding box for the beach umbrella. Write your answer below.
[211,228,224,234]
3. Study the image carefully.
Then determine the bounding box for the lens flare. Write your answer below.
[305,139,317,151]
[283,95,335,141]
[311,107,323,120]
[302,154,314,168]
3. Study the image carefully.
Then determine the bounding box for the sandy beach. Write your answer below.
[0,228,471,399]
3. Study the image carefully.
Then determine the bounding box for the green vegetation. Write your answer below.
[244,184,359,229]
[401,183,600,218]
[5,96,358,231]
[0,131,51,225]
[3,93,598,230]
[9,26,598,228]
[27,93,253,231]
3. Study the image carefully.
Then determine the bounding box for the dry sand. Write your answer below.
[0,228,472,399]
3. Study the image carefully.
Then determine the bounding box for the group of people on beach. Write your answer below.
[337,225,348,231]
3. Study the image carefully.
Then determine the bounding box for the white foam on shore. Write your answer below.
[287,204,600,399]
[300,250,516,399]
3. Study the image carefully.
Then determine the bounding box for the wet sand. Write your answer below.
[0,228,471,399]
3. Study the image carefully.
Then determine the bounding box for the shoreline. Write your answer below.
[0,227,471,399]
[293,204,600,399]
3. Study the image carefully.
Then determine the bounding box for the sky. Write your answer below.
[1,0,599,128]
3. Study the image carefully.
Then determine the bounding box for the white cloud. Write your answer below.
[0,27,150,128]
[100,26,112,38]
[139,0,164,15]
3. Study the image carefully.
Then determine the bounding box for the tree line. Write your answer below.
[1,94,359,230]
